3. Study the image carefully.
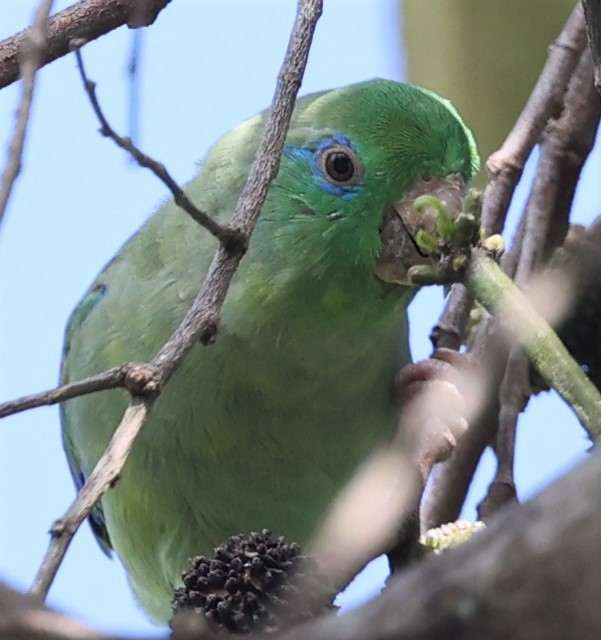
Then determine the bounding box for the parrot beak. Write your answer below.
[375,174,466,285]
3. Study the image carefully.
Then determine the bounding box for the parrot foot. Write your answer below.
[396,348,474,480]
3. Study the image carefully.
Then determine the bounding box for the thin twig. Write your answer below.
[31,398,152,596]
[29,0,322,601]
[127,29,143,147]
[72,47,239,247]
[477,348,525,520]
[0,363,158,419]
[481,2,587,236]
[151,0,323,376]
[429,283,472,351]
[0,0,172,91]
[0,0,54,230]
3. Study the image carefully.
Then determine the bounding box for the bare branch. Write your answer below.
[0,363,158,419]
[30,397,152,597]
[0,0,54,230]
[476,347,524,519]
[481,2,587,236]
[28,0,322,601]
[0,0,172,91]
[479,50,600,519]
[72,47,240,247]
[431,3,587,358]
[424,28,597,529]
[430,283,473,351]
[151,0,323,378]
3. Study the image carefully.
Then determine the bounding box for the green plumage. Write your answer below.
[61,79,478,622]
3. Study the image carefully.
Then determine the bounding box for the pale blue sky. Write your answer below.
[0,1,596,636]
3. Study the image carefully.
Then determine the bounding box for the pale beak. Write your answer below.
[376,174,466,285]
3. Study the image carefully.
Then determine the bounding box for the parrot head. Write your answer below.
[252,78,479,286]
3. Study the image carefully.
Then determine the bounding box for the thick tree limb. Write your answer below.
[7,438,601,639]
[273,444,601,640]
[0,583,101,640]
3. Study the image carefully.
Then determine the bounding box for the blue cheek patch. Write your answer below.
[284,132,363,201]
[318,181,361,200]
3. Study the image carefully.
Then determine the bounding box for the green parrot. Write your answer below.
[60,79,479,622]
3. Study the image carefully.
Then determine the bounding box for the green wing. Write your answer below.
[59,112,263,556]
[61,284,113,554]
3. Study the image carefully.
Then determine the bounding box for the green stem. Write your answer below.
[466,250,601,440]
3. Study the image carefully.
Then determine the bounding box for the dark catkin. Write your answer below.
[172,529,337,634]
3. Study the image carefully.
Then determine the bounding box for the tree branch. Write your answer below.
[479,49,600,518]
[481,2,587,237]
[0,583,101,640]
[0,0,54,230]
[0,0,172,92]
[431,2,587,359]
[28,0,322,601]
[30,397,152,597]
[424,13,595,528]
[0,363,158,419]
[150,0,323,377]
[72,47,239,247]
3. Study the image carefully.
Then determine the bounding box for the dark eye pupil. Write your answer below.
[326,152,354,182]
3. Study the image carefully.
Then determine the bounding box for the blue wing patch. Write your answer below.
[73,469,112,555]
[60,405,113,555]
[61,284,112,553]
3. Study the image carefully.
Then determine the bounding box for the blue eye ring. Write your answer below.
[319,145,363,186]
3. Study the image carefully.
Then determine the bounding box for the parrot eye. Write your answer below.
[320,146,361,185]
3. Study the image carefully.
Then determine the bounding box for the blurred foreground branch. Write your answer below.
[6,439,601,639]
[72,46,238,246]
